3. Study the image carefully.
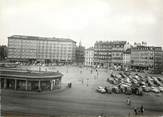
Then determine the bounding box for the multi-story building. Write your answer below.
[131,46,162,73]
[84,47,94,67]
[8,35,76,63]
[94,41,127,68]
[123,48,131,71]
[111,41,127,67]
[162,51,163,73]
[75,42,85,65]
[0,45,8,60]
[94,41,112,68]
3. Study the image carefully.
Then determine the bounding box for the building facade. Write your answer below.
[94,41,112,68]
[162,51,163,73]
[123,49,131,71]
[131,46,162,73]
[84,47,94,67]
[8,35,76,63]
[75,42,85,65]
[0,45,8,60]
[94,41,127,68]
[111,41,127,67]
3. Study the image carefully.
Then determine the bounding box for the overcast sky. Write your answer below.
[0,0,163,48]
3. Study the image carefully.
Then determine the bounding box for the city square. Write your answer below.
[1,65,163,117]
[1,0,163,117]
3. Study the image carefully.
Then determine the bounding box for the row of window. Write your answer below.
[95,45,124,48]
[8,55,73,60]
[131,56,154,59]
[9,39,74,45]
[85,62,93,65]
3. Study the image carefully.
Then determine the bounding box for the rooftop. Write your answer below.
[132,46,162,51]
[86,47,94,51]
[95,41,127,45]
[8,35,76,43]
[0,69,63,79]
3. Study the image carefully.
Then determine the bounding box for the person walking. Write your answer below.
[70,82,72,88]
[127,97,131,106]
[82,79,84,84]
[134,107,138,116]
[140,105,144,115]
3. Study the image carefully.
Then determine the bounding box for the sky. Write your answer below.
[0,0,163,48]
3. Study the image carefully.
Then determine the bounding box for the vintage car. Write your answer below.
[142,85,150,92]
[96,86,106,94]
[111,86,120,94]
[151,87,160,93]
[153,77,162,86]
[158,86,163,92]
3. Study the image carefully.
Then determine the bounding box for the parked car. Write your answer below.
[151,87,160,93]
[142,85,150,92]
[140,81,145,86]
[134,75,140,81]
[147,78,154,87]
[125,87,132,95]
[107,78,114,84]
[158,86,163,92]
[106,86,112,94]
[124,71,130,76]
[157,77,163,83]
[153,77,163,86]
[96,86,106,94]
[116,74,122,79]
[119,72,126,78]
[132,79,138,84]
[112,86,120,94]
[125,77,131,83]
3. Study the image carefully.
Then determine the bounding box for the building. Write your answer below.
[123,49,131,71]
[131,46,162,73]
[0,45,8,60]
[84,47,94,67]
[111,41,127,68]
[8,35,76,64]
[94,41,127,68]
[75,41,85,65]
[134,41,147,47]
[94,41,112,68]
[0,68,63,91]
[162,51,163,73]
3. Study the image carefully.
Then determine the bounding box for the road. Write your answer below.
[1,66,163,117]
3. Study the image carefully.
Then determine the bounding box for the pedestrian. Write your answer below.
[128,112,130,117]
[140,105,144,115]
[127,97,131,106]
[134,107,138,116]
[70,82,72,88]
